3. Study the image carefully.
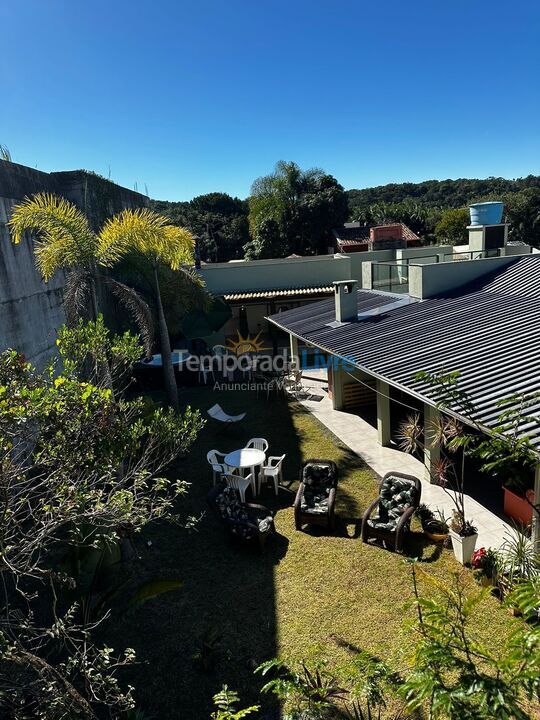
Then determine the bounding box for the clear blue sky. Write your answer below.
[1,0,539,201]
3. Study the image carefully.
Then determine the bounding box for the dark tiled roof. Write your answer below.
[333,222,420,245]
[267,256,540,447]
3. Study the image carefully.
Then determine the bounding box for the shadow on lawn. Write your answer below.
[111,388,308,719]
[108,387,429,718]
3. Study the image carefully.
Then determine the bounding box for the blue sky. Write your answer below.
[1,0,539,201]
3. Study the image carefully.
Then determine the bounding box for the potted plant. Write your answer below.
[448,511,478,565]
[496,527,540,615]
[397,411,478,565]
[416,503,449,542]
[471,546,500,587]
[502,474,535,526]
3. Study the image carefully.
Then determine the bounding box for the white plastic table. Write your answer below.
[224,448,266,495]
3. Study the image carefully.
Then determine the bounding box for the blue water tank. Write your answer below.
[469,201,504,226]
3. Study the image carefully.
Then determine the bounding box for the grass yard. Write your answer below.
[104,386,517,719]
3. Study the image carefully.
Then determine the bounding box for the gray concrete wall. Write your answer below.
[408,256,519,299]
[0,160,148,368]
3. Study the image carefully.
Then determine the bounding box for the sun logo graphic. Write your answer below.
[226,330,268,356]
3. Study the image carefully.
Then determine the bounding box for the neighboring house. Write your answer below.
[333,221,421,253]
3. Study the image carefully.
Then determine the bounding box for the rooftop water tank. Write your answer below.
[469,201,504,226]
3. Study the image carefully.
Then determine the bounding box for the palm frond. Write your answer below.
[0,144,12,161]
[63,267,94,324]
[8,193,97,280]
[105,278,154,357]
[98,208,194,270]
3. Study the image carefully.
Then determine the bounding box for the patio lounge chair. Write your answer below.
[207,483,275,550]
[207,403,246,423]
[361,472,421,553]
[294,459,338,531]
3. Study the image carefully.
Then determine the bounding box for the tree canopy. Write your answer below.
[244,161,348,259]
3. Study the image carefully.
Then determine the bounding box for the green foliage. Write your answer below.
[126,578,183,610]
[151,192,250,263]
[347,175,540,212]
[257,657,347,718]
[246,160,348,258]
[56,314,142,392]
[350,199,441,240]
[210,686,259,720]
[403,565,540,719]
[434,208,470,246]
[0,144,12,161]
[0,325,204,717]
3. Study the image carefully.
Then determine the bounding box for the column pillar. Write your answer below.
[376,379,392,446]
[532,465,540,551]
[330,359,346,410]
[424,403,441,484]
[289,334,298,366]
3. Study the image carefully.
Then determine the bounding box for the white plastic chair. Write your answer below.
[246,437,269,458]
[207,449,227,485]
[259,454,286,495]
[284,369,303,396]
[224,472,253,503]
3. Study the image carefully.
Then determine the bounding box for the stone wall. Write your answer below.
[0,160,148,368]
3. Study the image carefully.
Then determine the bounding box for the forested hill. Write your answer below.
[347,175,540,210]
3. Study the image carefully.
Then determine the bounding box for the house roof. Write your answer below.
[223,286,333,302]
[267,255,540,447]
[333,222,420,246]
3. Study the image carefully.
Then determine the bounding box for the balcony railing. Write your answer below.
[370,247,532,294]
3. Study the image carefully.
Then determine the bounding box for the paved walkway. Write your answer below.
[299,370,512,550]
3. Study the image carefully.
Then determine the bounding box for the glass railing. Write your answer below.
[370,247,532,294]
[371,262,409,294]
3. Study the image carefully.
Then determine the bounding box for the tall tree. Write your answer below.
[151,192,249,262]
[8,193,154,355]
[245,160,348,258]
[99,208,196,410]
[434,207,470,246]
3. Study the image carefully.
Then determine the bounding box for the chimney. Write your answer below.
[368,224,406,250]
[333,280,358,323]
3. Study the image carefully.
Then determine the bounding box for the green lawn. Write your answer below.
[105,386,516,718]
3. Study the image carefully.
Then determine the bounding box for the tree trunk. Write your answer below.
[153,263,178,410]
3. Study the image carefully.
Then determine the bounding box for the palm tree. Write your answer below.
[9,193,155,379]
[98,208,196,410]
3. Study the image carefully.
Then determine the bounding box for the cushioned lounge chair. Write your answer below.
[207,484,275,550]
[294,459,338,531]
[361,471,421,553]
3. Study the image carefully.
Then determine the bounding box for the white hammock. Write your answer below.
[207,403,246,423]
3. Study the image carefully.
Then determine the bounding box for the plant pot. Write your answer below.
[503,486,534,526]
[469,201,504,226]
[425,530,449,542]
[449,530,478,565]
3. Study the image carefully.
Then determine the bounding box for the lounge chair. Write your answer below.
[361,472,421,553]
[207,484,275,550]
[207,403,246,423]
[294,459,338,531]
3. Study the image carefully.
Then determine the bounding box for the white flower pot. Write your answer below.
[449,530,478,565]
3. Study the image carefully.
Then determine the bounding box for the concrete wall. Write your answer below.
[200,254,354,294]
[408,255,519,299]
[0,160,148,368]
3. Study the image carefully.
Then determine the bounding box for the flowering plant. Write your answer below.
[471,547,486,569]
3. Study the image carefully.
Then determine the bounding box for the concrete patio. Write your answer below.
[299,370,513,550]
